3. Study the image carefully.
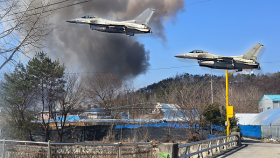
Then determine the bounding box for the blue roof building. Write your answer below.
[55,115,80,122]
[259,95,280,113]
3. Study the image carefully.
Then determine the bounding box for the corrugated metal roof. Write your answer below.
[160,104,199,121]
[248,108,280,126]
[85,108,105,112]
[261,95,280,102]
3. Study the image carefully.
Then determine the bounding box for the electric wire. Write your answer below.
[1,0,94,23]
[8,0,73,16]
[39,60,280,74]
[186,0,212,6]
[1,60,280,75]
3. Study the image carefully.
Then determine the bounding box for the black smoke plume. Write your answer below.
[44,0,185,80]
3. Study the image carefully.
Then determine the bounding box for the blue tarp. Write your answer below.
[115,123,224,130]
[115,123,199,129]
[56,115,79,121]
[239,125,262,138]
[211,125,225,131]
[209,134,218,139]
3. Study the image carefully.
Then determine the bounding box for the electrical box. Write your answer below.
[227,106,235,118]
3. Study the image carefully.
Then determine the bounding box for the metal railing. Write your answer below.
[178,134,238,158]
[0,139,153,158]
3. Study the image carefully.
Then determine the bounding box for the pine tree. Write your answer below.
[27,52,65,142]
[0,63,38,140]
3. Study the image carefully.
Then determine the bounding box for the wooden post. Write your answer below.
[118,142,122,158]
[47,140,51,158]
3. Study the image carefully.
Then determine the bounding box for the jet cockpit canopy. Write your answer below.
[81,15,96,19]
[189,50,206,53]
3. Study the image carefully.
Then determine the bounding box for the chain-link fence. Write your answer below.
[0,140,154,158]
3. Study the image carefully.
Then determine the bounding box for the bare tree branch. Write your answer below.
[0,0,55,70]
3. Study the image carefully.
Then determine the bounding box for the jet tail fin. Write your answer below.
[135,8,155,25]
[243,43,263,60]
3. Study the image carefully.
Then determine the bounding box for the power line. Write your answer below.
[261,61,280,64]
[8,0,72,16]
[65,65,199,74]
[0,65,198,74]
[4,0,213,17]
[186,0,212,6]
[2,59,280,75]
[2,0,216,23]
[1,0,94,23]
[44,60,280,74]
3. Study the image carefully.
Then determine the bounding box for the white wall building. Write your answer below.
[258,95,280,113]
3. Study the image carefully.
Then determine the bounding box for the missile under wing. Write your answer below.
[66,8,155,36]
[175,43,264,71]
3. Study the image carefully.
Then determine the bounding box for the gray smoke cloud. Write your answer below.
[44,0,185,80]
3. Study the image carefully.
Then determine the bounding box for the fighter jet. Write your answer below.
[66,8,155,36]
[175,43,264,71]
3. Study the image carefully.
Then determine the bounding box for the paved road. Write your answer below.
[214,138,280,158]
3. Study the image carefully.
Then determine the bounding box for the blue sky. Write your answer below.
[1,0,279,89]
[133,0,280,88]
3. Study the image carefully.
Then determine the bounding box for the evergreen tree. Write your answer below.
[0,63,38,140]
[202,102,223,134]
[27,52,65,142]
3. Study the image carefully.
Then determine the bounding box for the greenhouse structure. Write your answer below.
[240,108,280,140]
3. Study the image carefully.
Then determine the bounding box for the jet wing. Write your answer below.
[216,57,233,62]
[198,57,233,62]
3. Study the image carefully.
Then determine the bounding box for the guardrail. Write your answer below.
[0,139,153,158]
[178,134,239,158]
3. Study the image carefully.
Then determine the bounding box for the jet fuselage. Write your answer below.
[198,60,260,70]
[174,43,263,71]
[67,17,152,34]
[67,8,155,36]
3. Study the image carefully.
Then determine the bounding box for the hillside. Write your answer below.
[137,72,280,113]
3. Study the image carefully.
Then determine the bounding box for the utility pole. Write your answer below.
[226,70,230,137]
[226,70,236,139]
[211,69,213,104]
[127,91,129,119]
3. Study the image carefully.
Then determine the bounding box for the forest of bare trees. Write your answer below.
[139,72,280,113]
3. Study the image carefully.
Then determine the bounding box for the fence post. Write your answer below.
[47,140,51,158]
[216,139,220,153]
[118,142,122,158]
[207,141,213,156]
[197,144,202,158]
[150,141,153,158]
[158,143,178,158]
[231,132,241,146]
[222,138,227,150]
[2,139,5,158]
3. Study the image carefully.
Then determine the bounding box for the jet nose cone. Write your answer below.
[66,19,76,23]
[174,54,185,58]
